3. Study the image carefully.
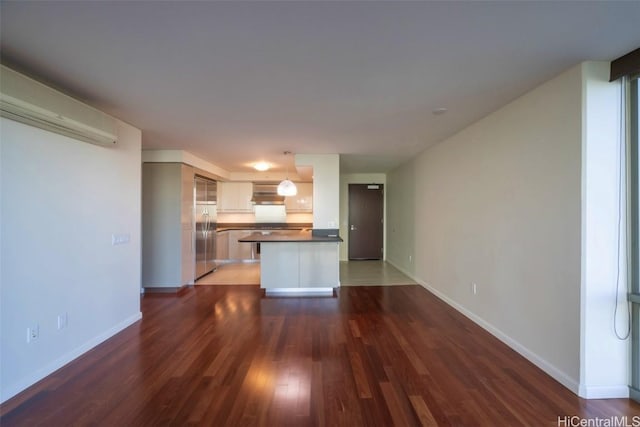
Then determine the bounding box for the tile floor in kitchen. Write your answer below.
[196,260,415,286]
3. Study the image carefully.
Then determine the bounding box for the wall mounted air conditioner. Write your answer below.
[0,65,118,146]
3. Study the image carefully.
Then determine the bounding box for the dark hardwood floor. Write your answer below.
[1,285,639,426]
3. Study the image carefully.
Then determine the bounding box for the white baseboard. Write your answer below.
[386,260,583,396]
[578,385,629,399]
[1,312,142,403]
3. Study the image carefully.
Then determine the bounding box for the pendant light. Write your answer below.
[277,151,297,196]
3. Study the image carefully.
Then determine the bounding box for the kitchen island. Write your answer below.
[215,223,312,263]
[239,230,342,295]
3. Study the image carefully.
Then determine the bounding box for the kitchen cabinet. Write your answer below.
[298,242,339,287]
[260,243,299,288]
[259,241,340,289]
[216,230,229,261]
[142,163,195,290]
[216,229,257,262]
[285,182,313,212]
[227,230,254,260]
[217,182,254,212]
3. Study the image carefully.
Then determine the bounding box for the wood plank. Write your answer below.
[408,395,438,427]
[348,351,373,398]
[379,381,416,426]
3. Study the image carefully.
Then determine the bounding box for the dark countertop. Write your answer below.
[238,230,342,243]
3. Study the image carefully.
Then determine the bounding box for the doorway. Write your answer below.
[348,184,384,260]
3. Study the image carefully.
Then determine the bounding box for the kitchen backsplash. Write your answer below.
[254,205,286,223]
[217,211,312,224]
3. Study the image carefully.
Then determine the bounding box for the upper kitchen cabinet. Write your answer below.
[217,181,254,212]
[142,162,195,290]
[285,182,313,212]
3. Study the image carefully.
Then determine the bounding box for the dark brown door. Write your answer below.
[349,184,384,260]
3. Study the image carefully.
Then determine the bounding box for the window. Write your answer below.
[628,73,639,403]
[610,46,640,403]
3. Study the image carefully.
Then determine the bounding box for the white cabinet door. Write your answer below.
[239,238,253,260]
[218,182,254,212]
[299,242,339,287]
[261,243,299,288]
[215,231,229,261]
[227,230,240,259]
[285,182,313,212]
[227,230,254,260]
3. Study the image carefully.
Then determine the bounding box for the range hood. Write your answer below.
[252,183,285,205]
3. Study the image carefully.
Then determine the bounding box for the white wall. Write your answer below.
[0,117,142,402]
[142,149,230,180]
[339,173,386,261]
[580,62,629,398]
[296,154,340,230]
[387,64,584,392]
[386,162,417,271]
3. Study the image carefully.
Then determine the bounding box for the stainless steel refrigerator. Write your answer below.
[195,176,217,279]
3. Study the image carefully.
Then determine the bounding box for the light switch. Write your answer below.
[112,233,130,245]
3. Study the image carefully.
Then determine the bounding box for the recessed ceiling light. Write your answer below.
[432,107,448,115]
[254,161,270,171]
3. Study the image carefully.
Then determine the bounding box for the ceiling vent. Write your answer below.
[0,65,118,146]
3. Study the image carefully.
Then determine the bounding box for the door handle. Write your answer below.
[350,224,357,231]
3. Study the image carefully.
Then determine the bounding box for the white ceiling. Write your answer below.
[1,1,639,174]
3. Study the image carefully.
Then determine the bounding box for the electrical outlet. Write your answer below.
[27,324,39,343]
[409,255,412,263]
[57,313,68,330]
[472,282,478,295]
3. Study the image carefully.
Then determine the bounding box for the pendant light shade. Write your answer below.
[277,151,297,196]
[277,179,297,196]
